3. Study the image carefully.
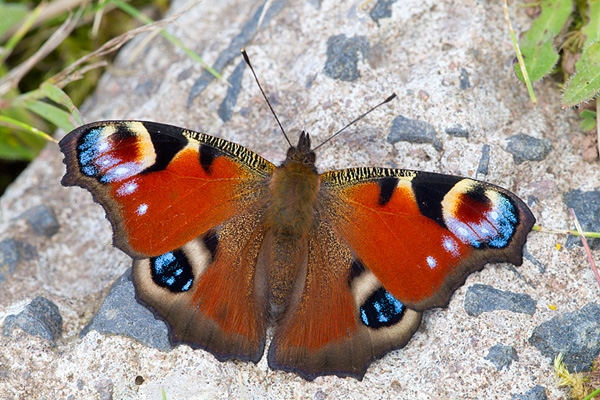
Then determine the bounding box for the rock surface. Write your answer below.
[0,0,597,398]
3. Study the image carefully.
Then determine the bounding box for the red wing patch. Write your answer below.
[59,121,274,258]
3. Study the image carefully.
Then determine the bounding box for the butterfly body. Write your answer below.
[59,120,535,380]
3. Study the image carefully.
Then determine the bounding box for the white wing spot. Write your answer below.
[426,256,437,269]
[117,180,138,196]
[443,236,460,257]
[136,203,148,215]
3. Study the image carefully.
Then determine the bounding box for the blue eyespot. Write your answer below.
[150,250,194,293]
[360,287,405,329]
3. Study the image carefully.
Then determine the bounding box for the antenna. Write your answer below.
[312,93,397,151]
[241,49,293,147]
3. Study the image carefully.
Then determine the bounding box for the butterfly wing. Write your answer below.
[59,121,276,362]
[320,168,535,310]
[268,217,422,380]
[268,167,534,379]
[59,120,274,258]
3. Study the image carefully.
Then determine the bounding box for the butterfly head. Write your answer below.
[284,131,316,167]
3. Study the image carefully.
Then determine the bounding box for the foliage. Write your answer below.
[514,0,600,108]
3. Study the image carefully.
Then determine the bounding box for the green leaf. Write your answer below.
[39,82,84,126]
[22,99,76,132]
[0,2,28,38]
[0,116,47,161]
[562,40,600,107]
[515,0,573,82]
[582,0,600,43]
[580,114,597,131]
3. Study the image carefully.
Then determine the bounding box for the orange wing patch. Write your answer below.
[325,179,471,307]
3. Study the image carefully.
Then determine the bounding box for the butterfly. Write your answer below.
[59,100,535,380]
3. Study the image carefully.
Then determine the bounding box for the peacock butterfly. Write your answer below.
[59,74,534,381]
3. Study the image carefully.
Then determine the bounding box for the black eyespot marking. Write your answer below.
[411,172,461,227]
[141,122,187,173]
[150,249,194,292]
[464,183,488,204]
[378,177,398,206]
[360,287,406,329]
[203,230,219,259]
[348,259,366,286]
[199,145,222,174]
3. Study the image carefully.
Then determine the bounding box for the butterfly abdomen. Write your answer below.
[260,155,321,311]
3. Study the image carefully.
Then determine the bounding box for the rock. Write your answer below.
[3,297,63,343]
[445,124,469,138]
[505,134,553,164]
[563,189,600,249]
[459,68,470,90]
[484,344,518,370]
[323,34,370,82]
[511,385,548,400]
[0,238,37,283]
[464,284,537,317]
[80,269,171,351]
[218,60,246,122]
[388,115,442,151]
[369,0,396,24]
[187,0,288,105]
[477,144,491,175]
[20,204,60,237]
[529,303,600,372]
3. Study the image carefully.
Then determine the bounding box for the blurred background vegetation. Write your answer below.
[0,0,168,195]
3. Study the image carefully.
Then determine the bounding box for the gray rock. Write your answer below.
[187,0,288,105]
[445,124,469,138]
[80,269,171,351]
[3,297,63,343]
[369,0,396,24]
[93,378,114,400]
[459,68,470,90]
[20,204,60,237]
[464,284,537,317]
[218,60,246,122]
[505,134,553,164]
[511,385,547,400]
[477,144,491,175]
[388,115,442,151]
[323,34,370,82]
[484,344,518,370]
[0,238,37,282]
[563,189,600,249]
[529,303,600,372]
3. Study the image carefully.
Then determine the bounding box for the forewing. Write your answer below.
[59,120,275,258]
[319,167,535,310]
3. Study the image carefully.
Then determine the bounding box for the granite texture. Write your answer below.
[0,0,595,398]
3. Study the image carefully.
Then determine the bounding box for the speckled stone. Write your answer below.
[0,238,37,282]
[388,115,442,151]
[3,297,63,343]
[369,0,396,24]
[20,204,60,237]
[323,34,370,82]
[484,343,518,370]
[445,124,469,138]
[464,284,537,317]
[563,189,600,249]
[80,269,171,351]
[218,60,246,122]
[505,134,553,164]
[529,303,600,372]
[511,385,548,400]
